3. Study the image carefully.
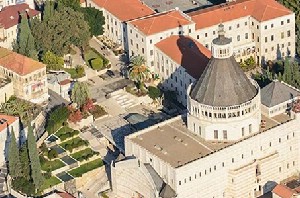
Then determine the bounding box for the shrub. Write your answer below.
[91,58,103,70]
[89,105,107,119]
[148,86,161,100]
[65,144,73,152]
[48,149,58,160]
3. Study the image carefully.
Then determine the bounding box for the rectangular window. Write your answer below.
[150,50,153,56]
[264,25,267,29]
[249,124,252,133]
[271,35,274,41]
[242,127,245,136]
[142,48,144,54]
[245,21,247,26]
[281,32,284,39]
[205,33,208,37]
[245,33,248,39]
[214,130,218,139]
[150,39,152,44]
[271,24,274,28]
[223,130,227,140]
[281,21,284,25]
[265,37,267,43]
[229,26,232,30]
[287,19,290,23]
[287,30,291,37]
[237,24,240,28]
[197,35,199,39]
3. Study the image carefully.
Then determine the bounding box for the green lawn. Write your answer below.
[84,48,109,70]
[55,126,79,141]
[63,67,85,79]
[68,159,104,177]
[40,157,65,172]
[71,148,99,162]
[41,176,61,190]
[60,137,88,152]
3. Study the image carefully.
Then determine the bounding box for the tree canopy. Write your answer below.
[32,6,90,56]
[129,55,149,90]
[13,13,37,59]
[71,82,90,108]
[8,128,21,178]
[42,51,64,70]
[80,7,105,36]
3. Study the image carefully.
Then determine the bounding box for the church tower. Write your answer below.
[186,24,261,141]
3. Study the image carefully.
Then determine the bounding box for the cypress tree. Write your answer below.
[43,0,55,21]
[15,13,36,58]
[8,128,21,178]
[20,143,31,180]
[27,125,43,190]
[283,58,292,84]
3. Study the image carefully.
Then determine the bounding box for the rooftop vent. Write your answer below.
[154,144,163,151]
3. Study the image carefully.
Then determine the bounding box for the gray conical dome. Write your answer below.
[190,56,257,106]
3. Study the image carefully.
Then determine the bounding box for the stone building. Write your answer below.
[0,47,48,103]
[111,27,300,198]
[0,4,40,49]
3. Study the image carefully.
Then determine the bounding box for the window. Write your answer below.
[242,154,244,159]
[257,25,259,29]
[245,21,247,26]
[281,21,284,25]
[205,44,209,49]
[222,162,225,167]
[205,33,208,37]
[232,158,234,163]
[282,44,284,48]
[287,30,291,37]
[223,130,227,140]
[189,176,191,181]
[237,35,240,41]
[249,124,252,133]
[287,163,289,169]
[287,19,290,23]
[237,24,240,28]
[252,22,254,26]
[245,33,248,39]
[271,24,274,28]
[179,181,181,185]
[279,167,281,172]
[150,39,152,44]
[257,36,260,42]
[288,42,291,46]
[130,39,133,45]
[214,130,218,139]
[279,138,281,143]
[213,31,215,35]
[142,48,144,54]
[197,35,199,39]
[264,25,267,29]
[150,50,153,56]
[242,127,245,136]
[265,48,268,53]
[214,165,216,170]
[189,29,191,33]
[287,135,289,140]
[265,37,267,43]
[136,34,138,38]
[271,35,274,41]
[281,32,284,39]
[269,142,272,147]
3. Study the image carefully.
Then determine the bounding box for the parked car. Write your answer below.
[106,70,115,77]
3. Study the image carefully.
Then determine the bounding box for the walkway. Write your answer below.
[0,165,7,197]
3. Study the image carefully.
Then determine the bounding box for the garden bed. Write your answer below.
[41,176,61,191]
[71,148,99,162]
[55,126,79,141]
[64,66,85,79]
[125,86,148,97]
[60,137,88,152]
[89,105,107,119]
[84,48,109,70]
[68,159,104,177]
[40,156,65,172]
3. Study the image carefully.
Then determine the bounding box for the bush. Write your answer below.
[148,86,161,100]
[91,58,103,70]
[48,149,58,160]
[89,105,107,119]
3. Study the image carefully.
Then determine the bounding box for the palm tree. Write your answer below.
[128,55,149,91]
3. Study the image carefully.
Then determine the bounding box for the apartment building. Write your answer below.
[0,0,34,10]
[154,35,211,104]
[188,0,295,64]
[126,9,195,67]
[0,47,48,103]
[0,4,40,49]
[87,0,154,48]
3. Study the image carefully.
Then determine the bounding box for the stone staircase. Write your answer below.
[110,91,138,109]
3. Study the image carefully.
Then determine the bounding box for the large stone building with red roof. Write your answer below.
[0,47,48,103]
[0,4,40,49]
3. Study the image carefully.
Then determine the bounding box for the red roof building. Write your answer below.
[0,3,40,29]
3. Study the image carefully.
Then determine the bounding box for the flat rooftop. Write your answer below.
[130,113,291,168]
[141,0,212,13]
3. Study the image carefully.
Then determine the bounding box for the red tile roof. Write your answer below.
[92,0,155,22]
[0,47,45,76]
[189,0,292,29]
[155,35,211,79]
[130,10,193,35]
[272,184,295,198]
[59,79,71,85]
[57,192,75,198]
[0,114,18,132]
[0,3,40,29]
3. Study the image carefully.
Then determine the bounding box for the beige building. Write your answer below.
[0,4,40,49]
[154,35,211,105]
[0,77,13,103]
[87,0,154,48]
[188,0,295,64]
[0,47,48,103]
[0,114,21,165]
[111,27,300,198]
[127,9,195,67]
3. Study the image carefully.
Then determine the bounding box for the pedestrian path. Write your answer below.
[110,90,139,109]
[0,165,7,198]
